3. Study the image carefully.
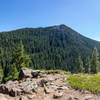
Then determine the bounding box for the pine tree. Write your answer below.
[12,41,31,72]
[90,47,99,74]
[85,57,91,73]
[76,55,84,73]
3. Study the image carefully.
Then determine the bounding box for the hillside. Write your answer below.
[0,24,100,73]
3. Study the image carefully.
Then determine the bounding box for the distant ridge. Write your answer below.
[0,24,100,72]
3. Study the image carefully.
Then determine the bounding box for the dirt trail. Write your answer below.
[0,73,100,100]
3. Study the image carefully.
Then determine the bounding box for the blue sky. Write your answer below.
[0,0,100,41]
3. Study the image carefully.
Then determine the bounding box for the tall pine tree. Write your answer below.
[12,41,31,72]
[75,55,84,73]
[85,57,91,73]
[90,47,99,74]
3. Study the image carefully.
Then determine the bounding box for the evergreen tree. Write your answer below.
[90,47,99,74]
[75,55,84,73]
[12,41,31,72]
[85,57,91,73]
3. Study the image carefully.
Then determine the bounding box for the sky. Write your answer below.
[0,0,100,41]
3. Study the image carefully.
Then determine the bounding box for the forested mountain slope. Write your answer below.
[0,24,100,72]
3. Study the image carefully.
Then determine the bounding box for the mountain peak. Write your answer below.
[50,24,68,30]
[59,24,67,27]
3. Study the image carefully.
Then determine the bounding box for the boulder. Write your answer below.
[31,70,40,78]
[19,68,41,79]
[19,68,33,79]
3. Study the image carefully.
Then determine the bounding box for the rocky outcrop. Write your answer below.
[0,69,59,97]
[19,68,47,80]
[0,69,43,97]
[0,79,38,97]
[0,68,99,100]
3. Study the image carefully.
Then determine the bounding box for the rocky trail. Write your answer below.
[0,68,100,100]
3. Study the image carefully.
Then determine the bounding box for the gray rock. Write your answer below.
[39,78,54,87]
[53,91,63,98]
[31,70,40,78]
[39,79,48,87]
[20,80,38,94]
[19,68,33,79]
[19,68,42,79]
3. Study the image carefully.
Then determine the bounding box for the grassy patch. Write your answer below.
[67,73,100,93]
[40,69,71,74]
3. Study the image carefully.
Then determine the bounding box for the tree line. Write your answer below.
[0,41,99,83]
